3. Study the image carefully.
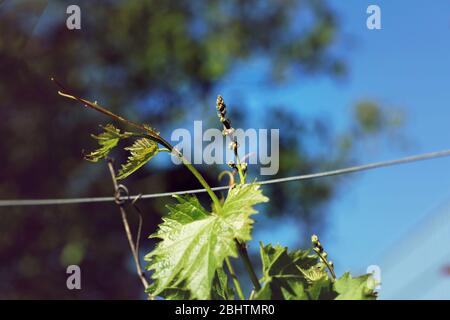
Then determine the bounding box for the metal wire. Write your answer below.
[1,148,450,207]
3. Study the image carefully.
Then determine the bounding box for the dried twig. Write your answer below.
[106,159,151,293]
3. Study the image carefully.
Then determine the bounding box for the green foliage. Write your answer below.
[117,138,159,180]
[254,243,377,300]
[85,124,132,162]
[355,101,383,133]
[145,184,267,299]
[139,170,376,300]
[79,98,378,301]
[211,268,235,300]
[334,272,378,300]
[354,101,405,135]
[84,124,160,180]
[254,243,325,300]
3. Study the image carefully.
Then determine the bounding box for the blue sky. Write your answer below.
[215,1,450,299]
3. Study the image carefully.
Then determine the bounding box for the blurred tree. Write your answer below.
[0,0,398,298]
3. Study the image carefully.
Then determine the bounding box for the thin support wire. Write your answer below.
[1,149,450,207]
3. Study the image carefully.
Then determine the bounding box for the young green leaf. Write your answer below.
[304,274,334,299]
[211,268,235,300]
[145,184,268,299]
[116,138,159,180]
[253,243,320,300]
[333,272,378,300]
[255,243,378,300]
[219,182,269,226]
[147,269,233,300]
[85,124,132,162]
[260,243,317,277]
[150,286,191,300]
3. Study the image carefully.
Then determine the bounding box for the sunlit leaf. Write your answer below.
[145,184,268,299]
[116,138,158,180]
[253,243,319,300]
[333,272,378,300]
[85,124,132,162]
[211,268,234,300]
[254,243,377,300]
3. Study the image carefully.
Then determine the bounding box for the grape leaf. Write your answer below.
[145,184,268,299]
[305,274,334,299]
[116,138,159,180]
[253,243,320,300]
[150,286,190,300]
[85,124,132,162]
[148,268,233,300]
[255,243,377,300]
[211,268,234,300]
[260,243,317,277]
[333,272,378,300]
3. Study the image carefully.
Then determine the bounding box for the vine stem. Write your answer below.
[317,251,336,280]
[233,140,261,292]
[52,78,221,210]
[180,157,222,212]
[107,159,151,295]
[235,240,261,291]
[225,257,245,300]
[235,153,246,184]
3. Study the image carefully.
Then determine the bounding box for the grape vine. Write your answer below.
[56,79,378,300]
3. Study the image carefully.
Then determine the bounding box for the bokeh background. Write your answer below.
[1,0,449,299]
